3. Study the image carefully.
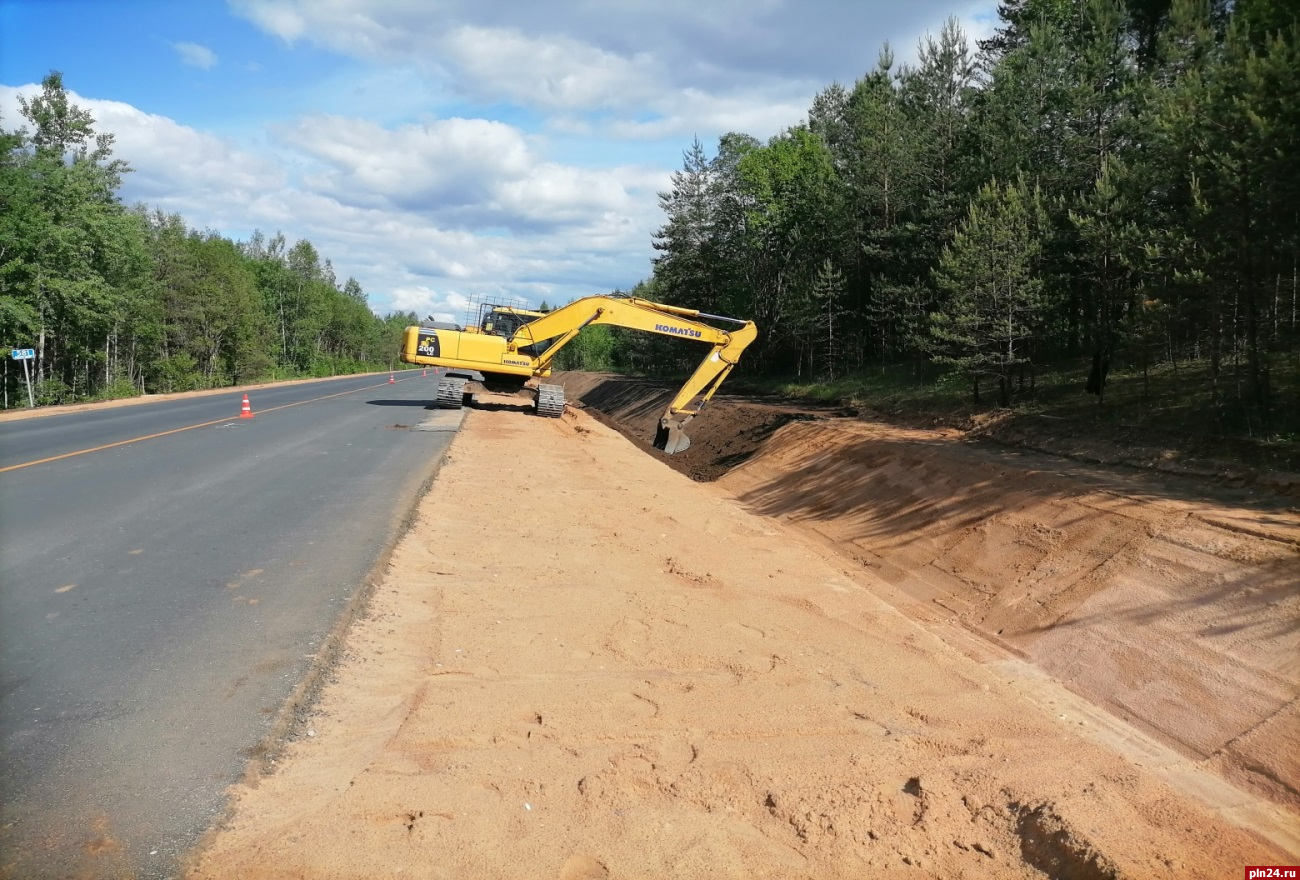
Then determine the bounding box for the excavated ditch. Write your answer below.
[554,371,1300,815]
[552,372,835,481]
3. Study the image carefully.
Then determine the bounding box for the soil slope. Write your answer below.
[190,395,1293,879]
[557,372,1300,812]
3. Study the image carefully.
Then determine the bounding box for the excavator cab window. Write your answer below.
[478,305,536,339]
[477,305,512,338]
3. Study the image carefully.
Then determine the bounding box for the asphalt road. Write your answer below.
[0,371,456,878]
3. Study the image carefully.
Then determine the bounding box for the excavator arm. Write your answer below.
[507,296,758,453]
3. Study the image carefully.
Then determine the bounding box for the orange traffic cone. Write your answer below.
[239,394,254,419]
[422,368,427,377]
[389,372,395,384]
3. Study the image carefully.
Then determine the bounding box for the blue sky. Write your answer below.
[2,0,997,319]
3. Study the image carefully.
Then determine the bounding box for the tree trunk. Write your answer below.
[1210,298,1222,410]
[1142,343,1149,409]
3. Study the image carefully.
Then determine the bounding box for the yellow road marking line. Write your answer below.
[0,376,416,474]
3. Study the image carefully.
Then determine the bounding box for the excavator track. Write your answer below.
[535,383,565,417]
[435,376,468,408]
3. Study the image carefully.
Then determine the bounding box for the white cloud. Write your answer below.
[2,83,654,310]
[278,114,533,211]
[608,89,813,141]
[228,0,998,141]
[231,1,307,42]
[438,25,819,141]
[0,85,282,217]
[954,2,1000,52]
[276,112,663,238]
[389,286,470,322]
[443,25,661,111]
[173,42,219,70]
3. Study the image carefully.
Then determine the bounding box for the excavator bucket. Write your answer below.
[654,416,692,454]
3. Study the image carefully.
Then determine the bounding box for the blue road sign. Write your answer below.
[11,349,35,360]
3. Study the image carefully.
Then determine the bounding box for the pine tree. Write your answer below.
[652,138,718,311]
[845,51,925,363]
[929,180,1048,404]
[809,259,848,380]
[1069,155,1139,403]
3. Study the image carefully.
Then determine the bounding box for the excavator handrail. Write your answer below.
[696,311,749,326]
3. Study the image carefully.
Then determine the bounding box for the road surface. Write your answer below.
[0,372,456,879]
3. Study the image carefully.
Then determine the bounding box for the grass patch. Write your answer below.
[731,356,1300,474]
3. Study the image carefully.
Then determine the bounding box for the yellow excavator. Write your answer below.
[399,295,757,453]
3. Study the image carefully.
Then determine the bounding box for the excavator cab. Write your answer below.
[477,305,557,357]
[478,304,543,339]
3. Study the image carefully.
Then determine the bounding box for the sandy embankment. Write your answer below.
[190,397,1294,879]
[560,372,1300,813]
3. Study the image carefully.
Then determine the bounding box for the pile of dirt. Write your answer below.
[556,372,1300,812]
[190,399,1293,879]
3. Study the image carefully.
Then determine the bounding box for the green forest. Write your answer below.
[564,0,1298,442]
[0,73,413,408]
[4,0,1298,446]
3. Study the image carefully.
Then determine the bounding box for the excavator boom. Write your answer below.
[508,296,757,453]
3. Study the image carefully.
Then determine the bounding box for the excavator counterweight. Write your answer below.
[400,295,757,452]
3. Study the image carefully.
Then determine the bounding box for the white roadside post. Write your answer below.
[11,349,35,408]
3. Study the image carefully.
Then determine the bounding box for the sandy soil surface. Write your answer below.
[559,373,1300,812]
[190,391,1295,879]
